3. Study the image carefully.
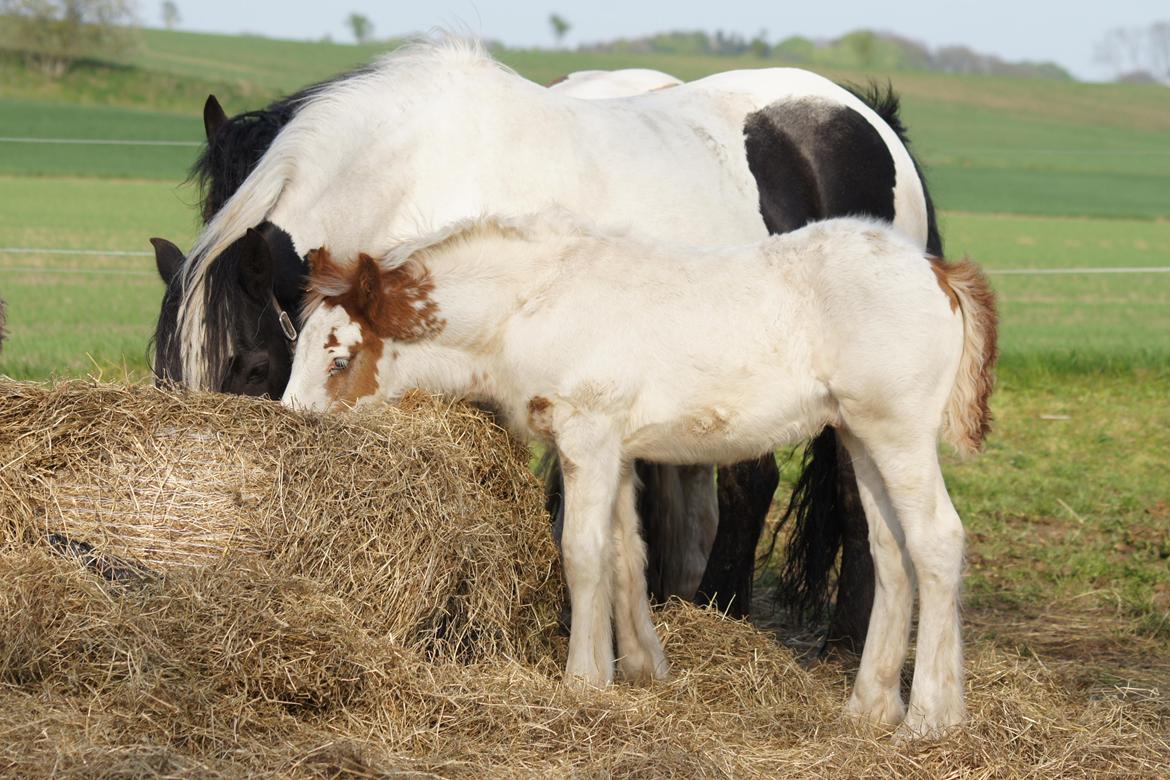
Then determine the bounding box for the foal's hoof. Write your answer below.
[893,706,967,743]
[563,664,613,689]
[845,690,906,729]
[617,652,670,685]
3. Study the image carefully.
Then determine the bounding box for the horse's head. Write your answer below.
[283,247,444,413]
[150,223,305,399]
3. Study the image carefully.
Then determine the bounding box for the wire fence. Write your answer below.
[0,136,201,147]
[1,247,1168,278]
[1,136,1166,280]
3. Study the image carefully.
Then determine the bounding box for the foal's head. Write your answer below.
[283,248,445,412]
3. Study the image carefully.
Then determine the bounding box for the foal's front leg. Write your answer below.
[557,423,623,685]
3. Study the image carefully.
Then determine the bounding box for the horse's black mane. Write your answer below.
[189,67,373,222]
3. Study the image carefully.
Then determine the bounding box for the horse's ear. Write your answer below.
[203,95,228,140]
[354,253,384,320]
[239,227,274,303]
[150,237,185,285]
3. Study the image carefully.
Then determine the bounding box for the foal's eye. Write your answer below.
[329,356,350,376]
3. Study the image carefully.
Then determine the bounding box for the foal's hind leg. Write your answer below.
[847,430,967,737]
[836,430,913,728]
[613,467,668,683]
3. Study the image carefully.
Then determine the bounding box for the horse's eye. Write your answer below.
[247,363,269,384]
[329,357,350,376]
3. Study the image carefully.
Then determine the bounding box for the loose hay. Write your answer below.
[1,379,1167,778]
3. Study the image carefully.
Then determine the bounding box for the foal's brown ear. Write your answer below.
[306,247,331,275]
[354,253,384,320]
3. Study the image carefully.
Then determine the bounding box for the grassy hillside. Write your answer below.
[2,29,1167,219]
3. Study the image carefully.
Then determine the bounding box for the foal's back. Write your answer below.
[511,217,954,462]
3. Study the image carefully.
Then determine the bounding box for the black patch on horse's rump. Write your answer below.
[840,81,943,256]
[743,98,897,232]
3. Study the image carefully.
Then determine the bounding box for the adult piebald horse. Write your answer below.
[152,38,944,648]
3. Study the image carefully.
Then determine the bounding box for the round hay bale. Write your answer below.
[0,379,561,663]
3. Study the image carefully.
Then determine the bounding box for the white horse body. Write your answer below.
[188,42,928,316]
[548,68,683,98]
[282,214,998,739]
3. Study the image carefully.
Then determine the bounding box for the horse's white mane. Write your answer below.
[176,34,509,389]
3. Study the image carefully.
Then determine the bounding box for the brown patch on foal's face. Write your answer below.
[324,316,385,407]
[302,248,445,409]
[928,256,961,313]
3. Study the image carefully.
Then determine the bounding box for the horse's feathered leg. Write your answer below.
[557,419,623,685]
[837,430,912,727]
[612,467,668,683]
[886,455,966,738]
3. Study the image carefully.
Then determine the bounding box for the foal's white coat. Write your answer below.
[283,214,997,739]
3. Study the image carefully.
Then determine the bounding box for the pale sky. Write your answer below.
[156,1,1168,82]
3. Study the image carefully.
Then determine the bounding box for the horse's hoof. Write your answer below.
[845,689,906,728]
[616,652,669,685]
[893,706,966,743]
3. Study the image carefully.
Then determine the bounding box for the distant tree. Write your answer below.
[346,12,373,44]
[1149,22,1170,81]
[772,35,815,63]
[160,0,178,29]
[749,28,769,58]
[549,13,570,46]
[1096,23,1170,83]
[1094,27,1145,77]
[0,0,138,77]
[844,29,877,66]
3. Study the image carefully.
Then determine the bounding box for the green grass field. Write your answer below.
[1,29,1168,691]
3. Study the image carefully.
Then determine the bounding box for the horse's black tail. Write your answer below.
[770,428,842,620]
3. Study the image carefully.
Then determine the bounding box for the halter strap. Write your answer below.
[271,294,298,345]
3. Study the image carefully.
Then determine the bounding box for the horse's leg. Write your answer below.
[878,454,967,738]
[677,464,719,597]
[697,455,778,617]
[849,432,966,737]
[557,424,622,685]
[612,466,669,683]
[836,430,913,727]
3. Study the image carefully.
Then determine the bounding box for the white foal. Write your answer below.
[282,213,998,739]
